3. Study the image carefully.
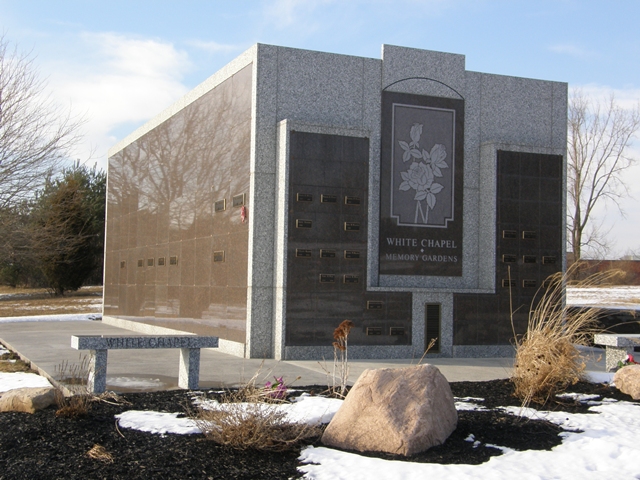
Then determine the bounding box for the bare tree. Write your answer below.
[567,90,640,260]
[0,34,83,209]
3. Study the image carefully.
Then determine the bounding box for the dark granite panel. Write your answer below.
[102,64,252,341]
[286,131,413,347]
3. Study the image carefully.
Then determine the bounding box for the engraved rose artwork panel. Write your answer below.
[391,104,455,227]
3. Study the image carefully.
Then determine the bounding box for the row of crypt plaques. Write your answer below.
[296,193,362,205]
[122,250,227,269]
[214,193,246,212]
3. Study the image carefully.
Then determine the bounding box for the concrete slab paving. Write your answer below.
[0,320,609,392]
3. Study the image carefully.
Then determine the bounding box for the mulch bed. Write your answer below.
[0,379,636,479]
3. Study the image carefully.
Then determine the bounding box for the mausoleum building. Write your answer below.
[103,44,567,359]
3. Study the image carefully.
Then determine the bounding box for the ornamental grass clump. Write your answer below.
[512,264,621,407]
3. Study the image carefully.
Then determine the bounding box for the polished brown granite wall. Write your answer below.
[104,65,252,343]
[286,131,412,346]
[453,151,563,345]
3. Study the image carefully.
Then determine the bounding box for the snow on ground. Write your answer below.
[1,369,639,479]
[0,313,100,323]
[567,286,640,309]
[0,344,9,356]
[0,372,53,392]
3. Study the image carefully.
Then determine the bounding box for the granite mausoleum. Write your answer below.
[103,44,567,359]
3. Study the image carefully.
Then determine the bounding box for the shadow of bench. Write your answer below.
[71,335,219,393]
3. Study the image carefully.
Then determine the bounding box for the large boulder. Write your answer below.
[614,364,640,400]
[321,364,457,456]
[0,387,56,413]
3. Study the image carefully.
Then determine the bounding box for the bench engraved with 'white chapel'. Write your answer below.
[71,335,219,394]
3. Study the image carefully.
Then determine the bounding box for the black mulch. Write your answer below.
[0,379,636,479]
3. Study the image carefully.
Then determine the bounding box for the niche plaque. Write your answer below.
[343,274,359,284]
[320,249,336,258]
[344,196,361,205]
[296,219,312,229]
[295,249,312,258]
[367,301,384,310]
[157,257,166,266]
[502,254,517,263]
[213,251,225,263]
[319,274,335,283]
[232,193,245,207]
[523,255,537,264]
[344,222,360,231]
[169,256,178,266]
[502,230,517,239]
[321,194,337,204]
[297,193,313,202]
[542,256,557,265]
[344,250,360,259]
[214,199,226,212]
[522,231,537,240]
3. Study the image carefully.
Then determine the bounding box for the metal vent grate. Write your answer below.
[425,304,441,354]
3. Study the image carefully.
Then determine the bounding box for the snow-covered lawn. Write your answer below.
[567,285,640,309]
[1,369,637,479]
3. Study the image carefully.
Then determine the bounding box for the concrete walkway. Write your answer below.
[0,319,608,392]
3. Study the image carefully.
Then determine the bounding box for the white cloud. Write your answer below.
[42,32,192,171]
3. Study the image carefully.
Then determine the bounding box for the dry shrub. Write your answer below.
[332,320,353,397]
[512,263,622,406]
[54,355,93,417]
[55,391,92,418]
[195,402,322,451]
[86,444,114,463]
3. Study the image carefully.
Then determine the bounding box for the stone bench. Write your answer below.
[593,334,640,371]
[71,335,219,394]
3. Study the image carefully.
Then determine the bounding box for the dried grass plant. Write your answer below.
[192,368,319,451]
[86,444,114,463]
[54,355,93,418]
[332,320,353,397]
[512,263,622,407]
[194,402,322,451]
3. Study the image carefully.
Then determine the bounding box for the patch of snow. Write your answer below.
[583,371,614,384]
[0,345,9,356]
[566,286,640,309]
[299,400,640,479]
[194,394,343,426]
[0,372,53,392]
[115,411,200,435]
[0,313,100,323]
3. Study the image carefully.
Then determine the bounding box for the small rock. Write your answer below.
[614,364,640,400]
[0,387,57,413]
[321,364,457,456]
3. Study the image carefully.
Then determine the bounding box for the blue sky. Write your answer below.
[1,0,639,256]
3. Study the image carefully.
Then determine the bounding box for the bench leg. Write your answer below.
[179,348,200,390]
[88,349,108,394]
[605,346,634,372]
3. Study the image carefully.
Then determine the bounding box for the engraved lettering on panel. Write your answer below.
[295,249,312,258]
[366,327,382,336]
[344,196,361,206]
[297,193,313,202]
[344,250,360,259]
[343,275,359,284]
[296,219,313,229]
[320,249,336,258]
[389,327,405,336]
